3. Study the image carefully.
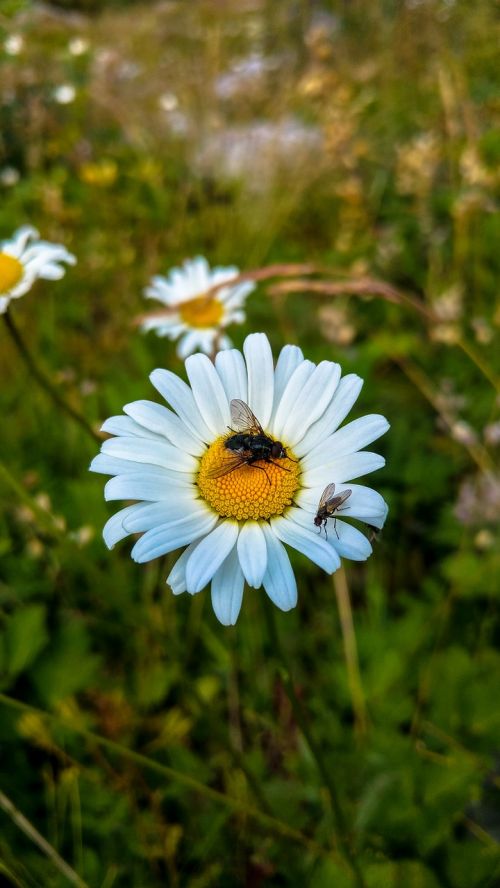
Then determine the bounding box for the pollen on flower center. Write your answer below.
[0,253,23,294]
[179,294,224,329]
[197,436,301,520]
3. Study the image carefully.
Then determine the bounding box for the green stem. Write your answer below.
[262,599,365,887]
[333,568,368,738]
[0,788,89,888]
[3,311,101,444]
[0,693,346,870]
[455,335,500,395]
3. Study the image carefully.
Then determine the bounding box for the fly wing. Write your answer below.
[318,482,337,510]
[331,489,352,510]
[204,452,248,479]
[230,399,263,434]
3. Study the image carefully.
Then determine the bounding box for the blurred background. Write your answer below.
[0,1,499,885]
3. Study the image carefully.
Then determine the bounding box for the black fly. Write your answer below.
[314,482,352,540]
[206,399,294,483]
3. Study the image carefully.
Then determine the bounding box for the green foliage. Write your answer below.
[1,603,48,678]
[0,1,499,886]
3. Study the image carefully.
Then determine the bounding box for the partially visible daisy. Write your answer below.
[139,256,255,359]
[0,226,76,314]
[91,333,389,625]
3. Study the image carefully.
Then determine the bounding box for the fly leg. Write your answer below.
[249,462,272,486]
[266,459,291,473]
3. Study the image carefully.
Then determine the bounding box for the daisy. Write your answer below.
[139,256,255,359]
[0,226,76,314]
[91,333,389,625]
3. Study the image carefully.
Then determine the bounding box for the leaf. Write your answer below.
[32,619,101,704]
[3,604,49,678]
[365,861,441,888]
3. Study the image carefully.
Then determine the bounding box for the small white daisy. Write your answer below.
[140,256,255,359]
[91,333,389,625]
[53,84,76,104]
[0,226,76,314]
[68,37,89,56]
[4,35,24,56]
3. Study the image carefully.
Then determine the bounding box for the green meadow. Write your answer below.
[0,1,499,885]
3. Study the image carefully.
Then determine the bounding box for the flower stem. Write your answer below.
[333,567,368,739]
[262,598,365,888]
[2,311,101,444]
[455,334,500,395]
[0,788,89,888]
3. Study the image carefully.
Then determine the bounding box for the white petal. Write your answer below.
[303,451,386,488]
[190,256,211,291]
[90,454,147,475]
[236,521,267,588]
[131,511,218,562]
[144,276,172,305]
[185,353,231,436]
[7,279,32,299]
[101,436,197,474]
[38,263,66,280]
[4,225,39,257]
[185,521,239,594]
[124,400,205,456]
[122,496,201,533]
[141,317,184,337]
[221,280,254,308]
[261,523,297,611]
[279,361,341,447]
[104,469,192,501]
[294,374,363,458]
[243,333,274,428]
[167,541,200,595]
[211,547,245,625]
[271,361,315,439]
[150,369,212,443]
[303,415,390,470]
[101,415,163,439]
[177,330,209,359]
[102,505,142,549]
[215,349,248,404]
[216,332,233,351]
[296,483,388,529]
[271,512,340,574]
[329,520,372,561]
[271,344,304,422]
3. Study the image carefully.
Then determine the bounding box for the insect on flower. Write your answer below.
[206,398,295,483]
[314,482,352,540]
[91,333,389,625]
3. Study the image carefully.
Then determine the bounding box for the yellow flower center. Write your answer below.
[0,252,23,294]
[197,435,301,520]
[179,294,224,329]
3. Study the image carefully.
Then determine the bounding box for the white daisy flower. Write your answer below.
[140,256,255,359]
[53,84,76,105]
[0,226,76,314]
[91,333,389,625]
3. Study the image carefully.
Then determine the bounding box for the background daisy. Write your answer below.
[0,225,76,314]
[139,256,255,358]
[91,332,389,625]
